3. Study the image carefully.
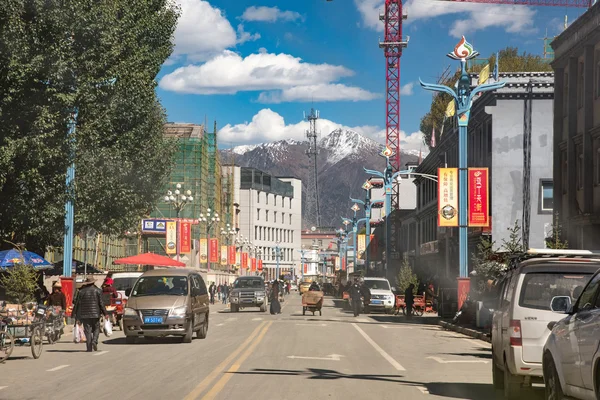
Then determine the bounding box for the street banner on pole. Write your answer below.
[438,168,459,227]
[258,259,263,271]
[251,258,256,272]
[166,221,177,255]
[370,235,377,258]
[220,245,228,265]
[468,168,490,227]
[199,238,208,264]
[242,252,248,269]
[342,257,346,271]
[334,256,340,271]
[179,222,191,254]
[228,246,236,265]
[357,234,366,256]
[209,239,219,263]
[236,251,241,266]
[304,263,308,274]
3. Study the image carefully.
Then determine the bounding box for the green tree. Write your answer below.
[0,263,38,304]
[420,47,553,149]
[396,259,419,294]
[502,219,525,255]
[0,0,179,253]
[472,236,505,293]
[545,212,569,249]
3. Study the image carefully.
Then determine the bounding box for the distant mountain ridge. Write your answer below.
[221,129,419,227]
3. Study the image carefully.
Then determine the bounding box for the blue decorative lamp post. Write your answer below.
[419,36,505,305]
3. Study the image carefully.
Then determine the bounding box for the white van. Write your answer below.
[112,272,143,299]
[491,249,600,399]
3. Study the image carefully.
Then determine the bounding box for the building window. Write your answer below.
[257,192,260,203]
[289,198,292,209]
[274,212,277,223]
[577,145,584,190]
[255,226,257,240]
[289,214,292,225]
[578,61,584,109]
[257,209,260,221]
[265,210,269,222]
[274,196,277,207]
[266,194,269,205]
[540,180,553,212]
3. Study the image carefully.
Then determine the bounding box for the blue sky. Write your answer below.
[156,0,587,152]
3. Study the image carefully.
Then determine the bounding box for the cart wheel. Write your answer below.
[46,333,55,345]
[1,331,15,362]
[416,308,424,317]
[31,327,43,359]
[119,319,124,331]
[302,307,306,316]
[319,310,322,316]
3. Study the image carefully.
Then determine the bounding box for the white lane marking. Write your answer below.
[356,318,370,323]
[296,323,327,327]
[252,318,263,321]
[427,356,488,364]
[380,325,412,329]
[0,386,7,391]
[417,386,429,394]
[93,351,109,357]
[352,323,405,371]
[216,323,224,326]
[226,317,237,322]
[47,365,70,372]
[467,339,490,347]
[287,354,343,361]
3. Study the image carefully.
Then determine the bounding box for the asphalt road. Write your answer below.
[1,294,544,400]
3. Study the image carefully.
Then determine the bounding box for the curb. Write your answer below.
[439,320,491,343]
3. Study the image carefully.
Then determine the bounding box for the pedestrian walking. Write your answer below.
[222,283,229,304]
[47,281,67,310]
[72,277,107,352]
[209,282,216,304]
[269,280,281,315]
[404,283,415,318]
[349,279,362,317]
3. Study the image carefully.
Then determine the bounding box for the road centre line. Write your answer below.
[252,318,263,321]
[352,323,406,371]
[183,322,267,400]
[201,322,273,400]
[47,365,69,372]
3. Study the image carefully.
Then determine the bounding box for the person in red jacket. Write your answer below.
[102,277,118,299]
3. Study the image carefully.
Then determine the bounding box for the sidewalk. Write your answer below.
[438,320,492,343]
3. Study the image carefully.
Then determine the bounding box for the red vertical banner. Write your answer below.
[468,168,490,227]
[242,252,248,269]
[369,235,377,258]
[228,246,236,265]
[209,238,219,263]
[303,263,308,274]
[342,257,346,271]
[258,259,263,271]
[251,258,257,272]
[179,222,191,253]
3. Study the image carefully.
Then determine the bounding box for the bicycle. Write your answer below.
[0,318,15,362]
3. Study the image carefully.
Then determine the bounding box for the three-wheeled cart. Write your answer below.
[1,304,45,360]
[302,291,324,316]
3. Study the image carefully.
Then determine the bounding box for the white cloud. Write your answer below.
[236,24,261,44]
[171,0,259,62]
[258,83,380,103]
[159,51,375,101]
[218,108,425,153]
[354,0,536,37]
[241,6,303,23]
[400,82,414,96]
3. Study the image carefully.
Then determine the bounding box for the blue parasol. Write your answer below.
[0,249,53,270]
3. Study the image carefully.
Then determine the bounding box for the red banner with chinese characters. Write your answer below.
[468,168,490,227]
[251,258,257,272]
[369,235,377,258]
[342,257,346,271]
[242,252,248,269]
[179,222,191,253]
[258,259,263,271]
[228,246,236,265]
[209,238,219,263]
[303,263,308,274]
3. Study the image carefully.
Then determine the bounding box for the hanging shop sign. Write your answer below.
[166,221,177,255]
[199,238,208,264]
[251,258,257,272]
[468,168,490,227]
[438,168,459,227]
[179,222,191,254]
[228,246,236,265]
[220,245,228,265]
[209,239,219,263]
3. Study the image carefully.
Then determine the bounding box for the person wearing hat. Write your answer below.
[47,281,67,310]
[72,277,107,352]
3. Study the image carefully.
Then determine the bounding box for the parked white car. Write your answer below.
[543,267,600,400]
[363,277,395,314]
[491,249,600,399]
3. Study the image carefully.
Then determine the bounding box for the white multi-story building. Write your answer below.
[223,166,302,280]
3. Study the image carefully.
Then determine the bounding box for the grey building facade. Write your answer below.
[551,2,600,249]
[409,72,555,281]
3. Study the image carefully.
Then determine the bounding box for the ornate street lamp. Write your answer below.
[164,183,193,261]
[198,208,219,271]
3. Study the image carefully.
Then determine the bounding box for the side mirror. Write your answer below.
[125,288,132,297]
[550,296,571,313]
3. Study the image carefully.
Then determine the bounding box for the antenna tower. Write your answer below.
[305,108,321,228]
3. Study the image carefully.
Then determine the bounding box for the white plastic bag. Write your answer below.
[73,324,81,343]
[103,318,113,337]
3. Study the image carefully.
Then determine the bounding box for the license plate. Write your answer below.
[371,300,382,304]
[143,316,163,324]
[242,299,253,303]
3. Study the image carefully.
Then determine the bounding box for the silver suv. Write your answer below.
[229,276,267,312]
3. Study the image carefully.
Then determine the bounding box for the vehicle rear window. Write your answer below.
[113,277,139,291]
[519,272,592,311]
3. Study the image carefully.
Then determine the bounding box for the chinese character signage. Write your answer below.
[242,252,248,269]
[166,221,177,255]
[179,222,191,254]
[357,234,366,255]
[258,259,263,271]
[468,168,489,227]
[251,258,257,272]
[334,256,340,271]
[199,238,207,264]
[438,168,459,227]
[228,246,236,265]
[342,257,346,271]
[209,239,219,263]
[236,251,241,266]
[220,245,228,265]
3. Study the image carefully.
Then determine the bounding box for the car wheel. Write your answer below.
[118,319,124,331]
[544,354,564,400]
[197,314,208,339]
[504,359,522,399]
[125,336,136,344]
[182,320,193,343]
[492,348,504,390]
[231,304,239,313]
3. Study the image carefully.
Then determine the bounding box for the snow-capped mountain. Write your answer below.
[221,130,419,227]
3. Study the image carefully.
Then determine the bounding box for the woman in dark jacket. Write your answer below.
[270,280,281,315]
